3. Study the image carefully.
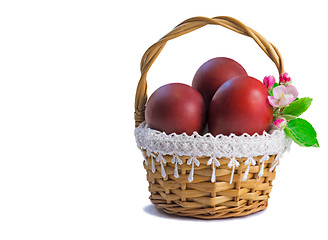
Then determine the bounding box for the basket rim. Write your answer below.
[135,122,291,159]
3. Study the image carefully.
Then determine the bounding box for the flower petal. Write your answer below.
[268,96,279,107]
[274,117,287,128]
[286,85,299,99]
[278,94,295,106]
[279,73,291,83]
[263,76,275,88]
[272,85,286,99]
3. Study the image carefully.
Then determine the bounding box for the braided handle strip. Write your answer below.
[134,16,285,127]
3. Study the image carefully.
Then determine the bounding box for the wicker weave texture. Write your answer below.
[144,154,277,219]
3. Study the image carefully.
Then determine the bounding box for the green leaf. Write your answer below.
[284,118,319,147]
[269,82,279,96]
[283,97,313,117]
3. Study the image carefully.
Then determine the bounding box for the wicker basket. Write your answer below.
[134,16,287,219]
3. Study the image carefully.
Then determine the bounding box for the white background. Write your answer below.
[0,1,327,239]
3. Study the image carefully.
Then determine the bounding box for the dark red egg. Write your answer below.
[208,75,273,136]
[192,57,248,108]
[145,83,206,135]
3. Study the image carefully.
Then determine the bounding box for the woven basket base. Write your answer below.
[150,198,268,219]
[144,153,277,219]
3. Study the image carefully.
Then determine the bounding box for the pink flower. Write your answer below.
[273,117,287,129]
[263,76,275,89]
[279,72,291,84]
[268,85,299,107]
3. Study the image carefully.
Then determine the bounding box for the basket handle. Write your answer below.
[134,16,285,127]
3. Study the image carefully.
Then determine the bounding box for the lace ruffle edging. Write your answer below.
[135,122,292,184]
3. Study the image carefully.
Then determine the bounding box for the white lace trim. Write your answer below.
[135,122,291,183]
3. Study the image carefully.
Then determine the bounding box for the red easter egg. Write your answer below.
[145,83,206,135]
[208,75,273,136]
[192,57,247,108]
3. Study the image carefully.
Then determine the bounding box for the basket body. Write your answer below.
[143,153,277,219]
[134,16,289,219]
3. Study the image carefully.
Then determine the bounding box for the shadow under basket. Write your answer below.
[144,154,277,219]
